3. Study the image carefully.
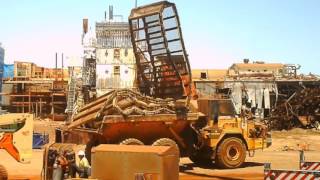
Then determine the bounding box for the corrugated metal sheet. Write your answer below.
[224,81,277,117]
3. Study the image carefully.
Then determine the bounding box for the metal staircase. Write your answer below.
[66,74,76,114]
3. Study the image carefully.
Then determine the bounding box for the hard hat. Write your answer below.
[77,150,85,156]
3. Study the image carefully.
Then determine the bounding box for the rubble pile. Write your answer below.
[268,88,320,130]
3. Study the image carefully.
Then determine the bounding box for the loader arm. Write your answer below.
[0,113,33,163]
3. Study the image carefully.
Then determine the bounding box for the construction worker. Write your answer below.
[52,150,68,180]
[70,150,91,178]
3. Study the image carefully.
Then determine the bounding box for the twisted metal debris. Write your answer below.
[68,89,187,130]
[95,89,177,117]
[268,88,320,130]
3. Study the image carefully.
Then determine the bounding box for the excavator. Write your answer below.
[43,1,271,179]
[0,113,33,180]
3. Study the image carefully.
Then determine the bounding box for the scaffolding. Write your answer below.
[1,61,68,120]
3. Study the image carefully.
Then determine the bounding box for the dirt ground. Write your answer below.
[2,120,320,180]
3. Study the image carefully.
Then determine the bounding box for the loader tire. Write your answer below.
[119,138,144,145]
[189,146,213,165]
[0,164,8,180]
[215,137,246,169]
[189,154,212,165]
[152,138,180,158]
[152,138,178,148]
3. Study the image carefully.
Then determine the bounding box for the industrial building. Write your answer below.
[81,6,136,97]
[95,9,136,95]
[193,59,320,129]
[1,61,68,120]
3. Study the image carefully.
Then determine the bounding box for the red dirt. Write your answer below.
[3,122,320,180]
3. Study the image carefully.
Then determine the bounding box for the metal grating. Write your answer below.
[129,1,192,100]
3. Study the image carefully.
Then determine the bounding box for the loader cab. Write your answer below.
[0,119,26,133]
[210,99,237,117]
[197,98,237,126]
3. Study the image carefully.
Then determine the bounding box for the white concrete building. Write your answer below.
[94,16,136,96]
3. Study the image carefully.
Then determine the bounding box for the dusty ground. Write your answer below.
[2,120,320,180]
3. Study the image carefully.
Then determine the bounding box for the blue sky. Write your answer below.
[0,0,319,74]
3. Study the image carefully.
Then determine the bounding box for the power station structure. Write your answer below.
[83,5,136,97]
[66,5,137,116]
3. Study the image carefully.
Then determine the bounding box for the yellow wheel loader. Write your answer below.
[191,98,272,168]
[0,113,33,180]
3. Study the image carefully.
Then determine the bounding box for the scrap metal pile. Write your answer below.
[68,89,187,130]
[268,88,320,130]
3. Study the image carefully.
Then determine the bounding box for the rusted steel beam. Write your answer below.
[77,90,115,113]
[67,113,96,129]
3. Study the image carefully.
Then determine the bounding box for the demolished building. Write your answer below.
[193,60,320,130]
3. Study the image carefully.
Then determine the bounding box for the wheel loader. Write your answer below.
[43,1,271,179]
[0,113,33,180]
[191,98,271,168]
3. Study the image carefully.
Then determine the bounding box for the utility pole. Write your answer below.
[61,53,64,81]
[52,52,57,121]
[55,52,58,81]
